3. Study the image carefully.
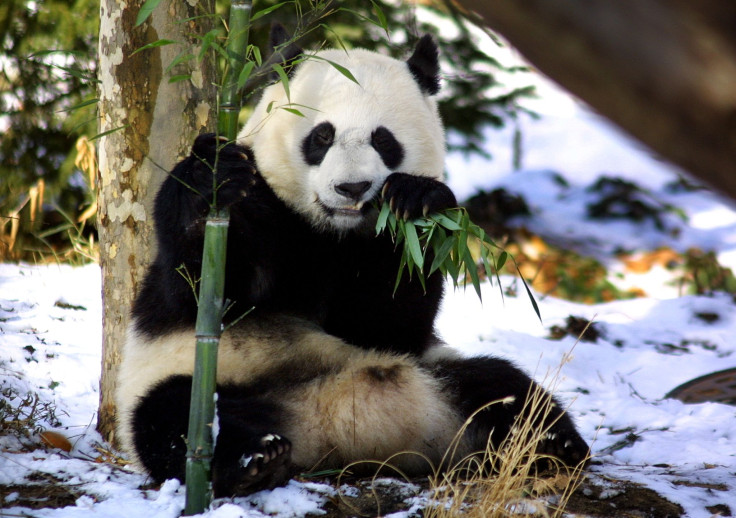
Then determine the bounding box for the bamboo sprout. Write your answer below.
[184,0,252,514]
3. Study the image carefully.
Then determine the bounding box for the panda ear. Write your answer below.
[269,23,303,78]
[406,34,441,96]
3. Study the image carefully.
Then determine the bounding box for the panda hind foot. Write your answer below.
[534,426,590,471]
[217,433,293,497]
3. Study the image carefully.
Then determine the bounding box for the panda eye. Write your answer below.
[302,122,335,166]
[371,126,404,170]
[314,125,334,147]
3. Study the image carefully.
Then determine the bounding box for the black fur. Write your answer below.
[406,34,441,95]
[371,126,404,170]
[426,357,590,468]
[301,121,335,166]
[269,23,303,79]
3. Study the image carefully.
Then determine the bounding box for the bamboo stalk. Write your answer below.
[183,216,228,515]
[183,0,252,514]
[219,0,253,141]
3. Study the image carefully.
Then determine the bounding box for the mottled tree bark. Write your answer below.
[97,0,217,444]
[454,0,736,199]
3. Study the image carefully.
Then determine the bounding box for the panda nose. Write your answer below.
[335,181,372,201]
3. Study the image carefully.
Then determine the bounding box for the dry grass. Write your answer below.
[330,350,590,517]
[1,136,98,264]
[424,347,590,518]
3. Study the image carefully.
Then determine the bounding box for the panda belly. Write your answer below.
[116,315,468,493]
[281,348,466,473]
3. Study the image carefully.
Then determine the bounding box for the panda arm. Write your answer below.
[381,172,457,220]
[132,134,271,335]
[153,133,258,265]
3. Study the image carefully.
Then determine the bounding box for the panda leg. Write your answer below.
[131,375,293,497]
[426,356,590,468]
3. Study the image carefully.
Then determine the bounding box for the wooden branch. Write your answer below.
[454,0,736,199]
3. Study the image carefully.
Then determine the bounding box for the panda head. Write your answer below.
[238,35,445,233]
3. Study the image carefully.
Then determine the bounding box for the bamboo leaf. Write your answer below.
[135,0,163,27]
[393,253,407,295]
[57,97,98,113]
[272,63,291,101]
[281,107,305,117]
[463,246,482,300]
[429,235,456,275]
[236,60,256,90]
[168,74,191,83]
[371,0,389,33]
[496,250,508,271]
[250,2,288,22]
[517,264,542,322]
[430,212,462,231]
[165,52,195,74]
[376,202,391,234]
[251,45,262,66]
[198,29,224,61]
[404,220,424,270]
[312,56,359,85]
[89,125,129,141]
[130,38,177,57]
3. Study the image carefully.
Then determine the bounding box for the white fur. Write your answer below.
[238,48,445,231]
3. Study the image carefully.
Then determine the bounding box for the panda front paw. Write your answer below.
[214,433,293,497]
[183,133,257,210]
[381,172,457,220]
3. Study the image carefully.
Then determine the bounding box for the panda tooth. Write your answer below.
[355,201,365,211]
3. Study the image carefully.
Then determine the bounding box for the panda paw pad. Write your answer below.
[233,433,292,492]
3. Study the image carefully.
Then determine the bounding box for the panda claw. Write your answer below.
[381,182,390,199]
[229,433,292,495]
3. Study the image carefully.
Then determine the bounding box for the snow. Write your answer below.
[2,81,736,517]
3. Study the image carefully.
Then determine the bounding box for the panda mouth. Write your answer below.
[317,198,369,219]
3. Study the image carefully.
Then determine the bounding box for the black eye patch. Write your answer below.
[371,126,404,170]
[302,122,335,166]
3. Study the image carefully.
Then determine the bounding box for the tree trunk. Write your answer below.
[96,0,217,444]
[454,0,736,199]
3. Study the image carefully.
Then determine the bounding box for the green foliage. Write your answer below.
[1,0,98,261]
[376,202,540,320]
[677,248,736,295]
[586,177,687,232]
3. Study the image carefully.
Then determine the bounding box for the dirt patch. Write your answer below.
[565,477,684,518]
[0,482,86,510]
[319,477,427,517]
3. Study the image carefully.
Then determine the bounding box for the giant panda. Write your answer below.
[115,29,589,497]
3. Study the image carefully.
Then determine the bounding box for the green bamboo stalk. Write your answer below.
[184,216,228,515]
[184,0,252,514]
[219,0,253,141]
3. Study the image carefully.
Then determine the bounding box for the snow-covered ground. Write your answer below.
[2,83,736,517]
